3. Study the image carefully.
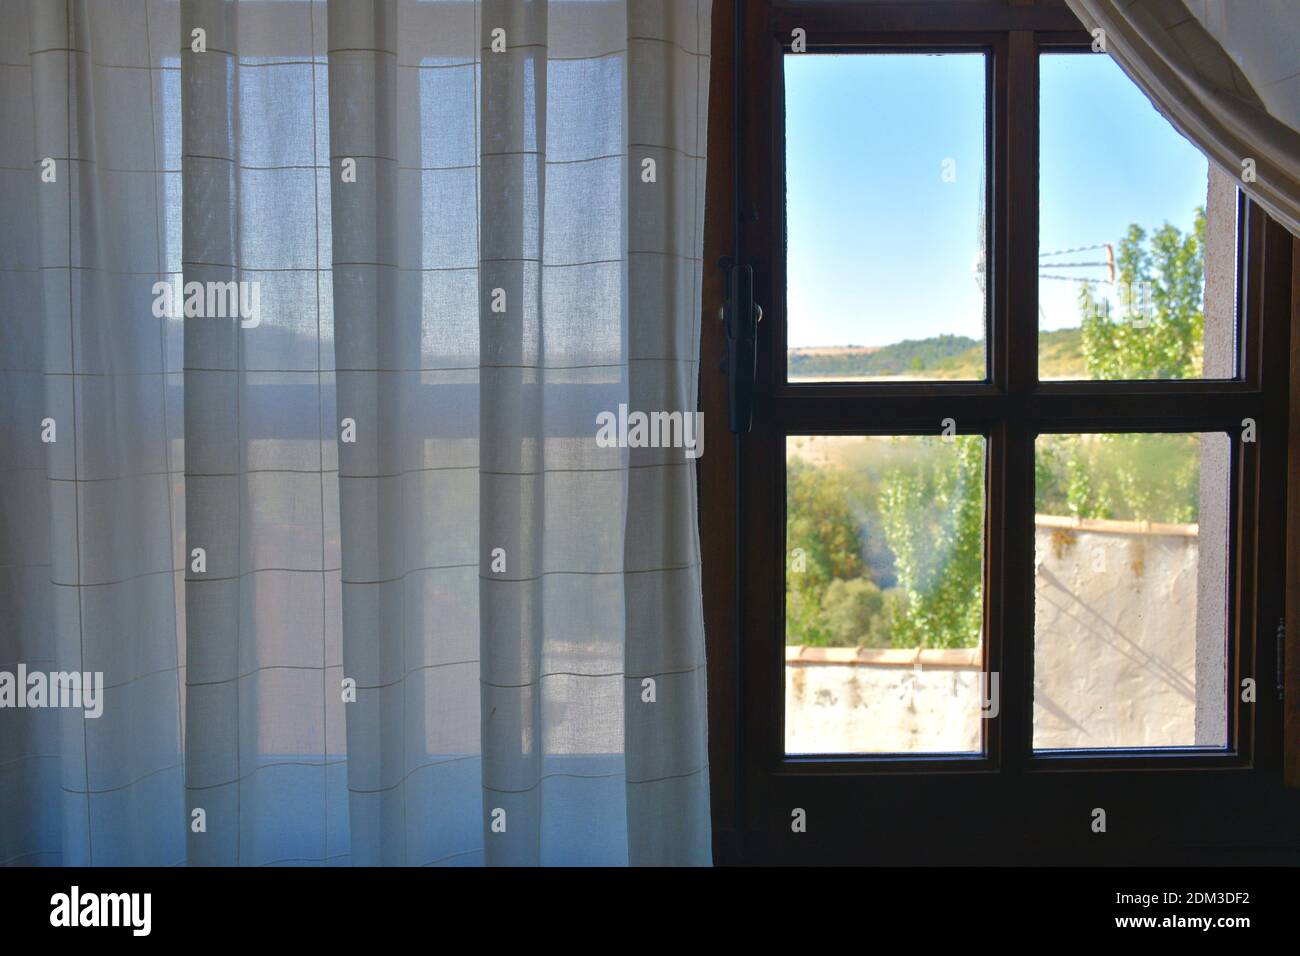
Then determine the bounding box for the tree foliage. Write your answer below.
[785,456,866,645]
[783,214,1208,648]
[1050,211,1207,523]
[1078,210,1205,381]
[1036,432,1201,524]
[877,436,984,649]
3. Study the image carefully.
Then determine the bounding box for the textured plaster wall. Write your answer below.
[1032,524,1206,749]
[786,657,983,754]
[1196,164,1235,744]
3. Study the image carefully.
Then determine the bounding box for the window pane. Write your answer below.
[785,435,987,754]
[1039,53,1238,381]
[785,53,988,382]
[1033,432,1230,750]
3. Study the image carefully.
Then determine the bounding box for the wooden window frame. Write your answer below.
[701,0,1296,865]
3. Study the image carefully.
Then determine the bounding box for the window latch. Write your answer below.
[1278,617,1286,702]
[720,260,761,434]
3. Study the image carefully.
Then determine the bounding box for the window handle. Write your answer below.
[721,260,760,434]
[1278,617,1286,703]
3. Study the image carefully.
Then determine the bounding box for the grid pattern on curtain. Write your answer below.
[0,0,711,867]
[1,0,186,868]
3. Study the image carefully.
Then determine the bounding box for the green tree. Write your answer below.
[820,577,897,648]
[785,456,865,645]
[1038,432,1200,523]
[1078,210,1205,381]
[1053,212,1207,524]
[877,435,984,649]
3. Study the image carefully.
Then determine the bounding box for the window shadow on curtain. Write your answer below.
[0,0,711,868]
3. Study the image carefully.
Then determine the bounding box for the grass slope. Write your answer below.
[788,327,1085,380]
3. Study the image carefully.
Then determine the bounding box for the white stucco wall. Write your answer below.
[786,648,983,754]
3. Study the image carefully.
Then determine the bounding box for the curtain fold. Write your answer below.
[1,0,186,867]
[327,0,711,867]
[181,0,345,867]
[1064,0,1300,237]
[0,0,712,868]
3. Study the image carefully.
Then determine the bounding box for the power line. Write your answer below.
[1039,242,1111,257]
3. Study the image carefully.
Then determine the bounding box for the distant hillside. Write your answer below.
[788,328,1085,380]
[1037,326,1084,379]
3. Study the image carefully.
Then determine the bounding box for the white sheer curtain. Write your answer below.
[1064,0,1300,237]
[1,0,711,868]
[1,0,186,867]
[326,0,711,866]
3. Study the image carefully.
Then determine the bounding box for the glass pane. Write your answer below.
[1039,53,1238,381]
[1033,432,1230,750]
[785,53,988,382]
[785,435,987,754]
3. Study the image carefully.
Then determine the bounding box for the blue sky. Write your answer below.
[785,51,1211,348]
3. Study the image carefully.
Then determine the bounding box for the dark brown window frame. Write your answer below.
[701,0,1296,865]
